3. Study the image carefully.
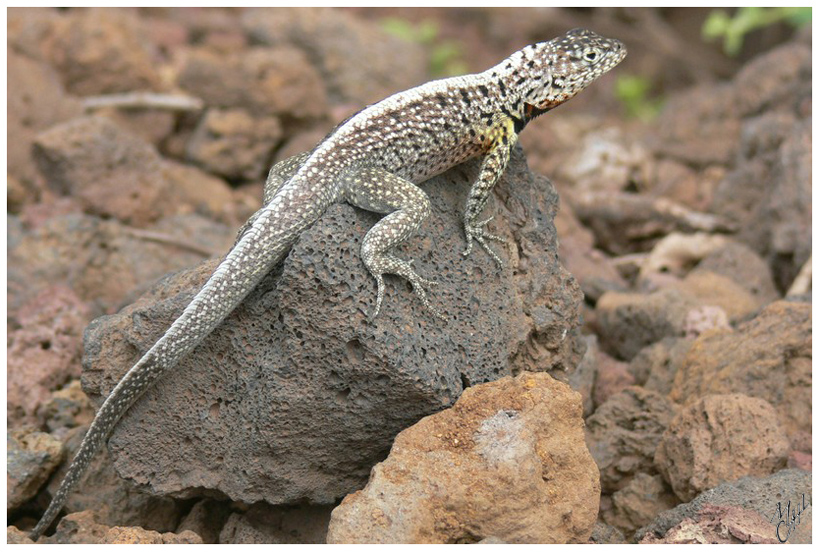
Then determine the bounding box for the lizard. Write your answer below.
[30,27,625,539]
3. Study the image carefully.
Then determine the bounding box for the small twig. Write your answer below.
[82,92,205,112]
[787,255,812,296]
[123,228,219,257]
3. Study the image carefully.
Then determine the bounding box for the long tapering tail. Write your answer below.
[30,181,330,539]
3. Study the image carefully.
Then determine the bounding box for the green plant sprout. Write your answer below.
[615,74,663,122]
[381,17,468,77]
[703,7,811,56]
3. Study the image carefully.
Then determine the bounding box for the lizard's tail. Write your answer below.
[30,180,331,540]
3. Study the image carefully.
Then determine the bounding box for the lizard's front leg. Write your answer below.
[234,152,311,246]
[344,167,444,321]
[462,116,517,267]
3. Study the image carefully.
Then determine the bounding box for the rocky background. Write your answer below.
[7,7,811,544]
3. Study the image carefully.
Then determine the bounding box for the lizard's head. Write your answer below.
[516,28,626,120]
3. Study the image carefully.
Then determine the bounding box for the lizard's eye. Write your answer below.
[583,49,598,62]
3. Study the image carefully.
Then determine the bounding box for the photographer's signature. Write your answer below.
[769,493,809,543]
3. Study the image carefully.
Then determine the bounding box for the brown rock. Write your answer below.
[6,286,90,426]
[7,526,35,544]
[652,83,741,166]
[177,46,328,120]
[176,499,232,544]
[161,160,245,226]
[733,42,811,117]
[327,373,600,544]
[672,270,762,321]
[628,338,693,395]
[185,108,283,181]
[603,473,679,537]
[44,8,161,95]
[32,116,170,226]
[218,504,332,544]
[7,429,63,511]
[655,394,790,502]
[588,521,626,544]
[670,300,811,440]
[592,352,635,409]
[585,387,677,493]
[41,509,200,544]
[596,288,698,360]
[241,7,428,105]
[553,200,627,303]
[7,50,82,188]
[694,242,780,305]
[41,380,95,434]
[7,213,234,316]
[103,527,203,544]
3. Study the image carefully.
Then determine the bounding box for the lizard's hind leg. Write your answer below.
[234,152,311,247]
[344,167,444,321]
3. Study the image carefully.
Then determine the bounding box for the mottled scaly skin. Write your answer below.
[30,28,625,539]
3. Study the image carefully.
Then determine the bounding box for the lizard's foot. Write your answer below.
[366,258,445,321]
[463,216,506,268]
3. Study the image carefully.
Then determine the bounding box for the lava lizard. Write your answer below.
[30,28,625,539]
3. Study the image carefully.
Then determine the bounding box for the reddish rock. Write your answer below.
[585,387,676,493]
[241,7,428,105]
[655,394,790,502]
[640,504,778,544]
[591,352,635,409]
[7,50,82,188]
[636,469,811,544]
[8,213,234,316]
[38,509,201,544]
[185,108,283,181]
[33,116,170,226]
[6,286,90,426]
[327,373,600,544]
[177,46,328,120]
[670,301,811,440]
[44,8,161,95]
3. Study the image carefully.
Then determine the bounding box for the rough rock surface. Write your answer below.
[7,286,90,426]
[693,242,780,304]
[636,469,812,545]
[185,108,283,181]
[176,499,232,544]
[670,300,811,440]
[7,213,234,316]
[32,116,170,226]
[36,509,201,544]
[602,473,679,537]
[628,337,692,396]
[81,149,583,505]
[218,504,332,544]
[177,46,328,121]
[326,373,600,544]
[40,425,183,535]
[655,394,790,502]
[595,288,698,360]
[640,504,779,544]
[7,50,82,189]
[240,7,428,105]
[7,430,63,511]
[43,8,161,95]
[585,387,677,493]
